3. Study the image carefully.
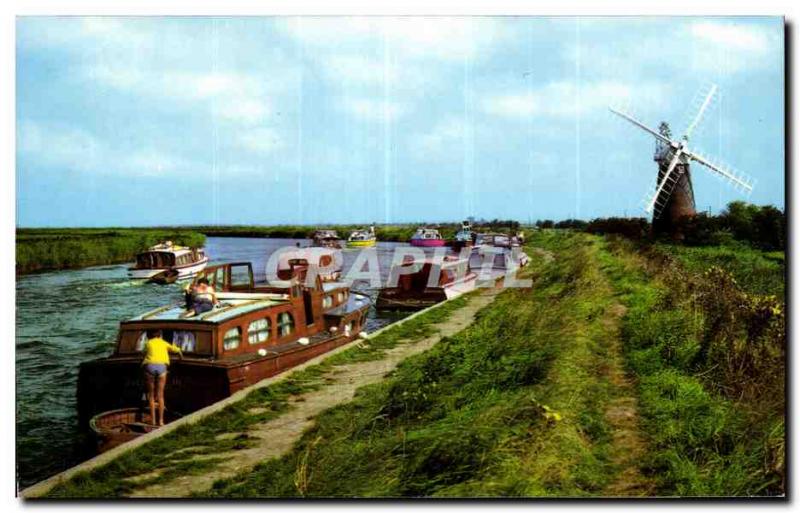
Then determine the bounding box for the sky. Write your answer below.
[16,16,784,227]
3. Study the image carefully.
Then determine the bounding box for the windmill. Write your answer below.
[610,84,755,236]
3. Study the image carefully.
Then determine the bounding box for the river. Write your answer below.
[15,237,412,488]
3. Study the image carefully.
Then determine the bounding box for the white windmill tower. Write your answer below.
[610,83,755,235]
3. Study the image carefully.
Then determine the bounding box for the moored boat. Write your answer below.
[469,245,530,284]
[376,255,477,311]
[78,261,370,432]
[474,232,520,249]
[452,221,475,250]
[128,241,209,280]
[89,407,183,453]
[346,226,377,248]
[311,230,343,249]
[409,227,446,247]
[276,247,343,282]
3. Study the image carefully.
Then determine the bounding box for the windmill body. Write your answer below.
[609,84,755,237]
[651,128,696,236]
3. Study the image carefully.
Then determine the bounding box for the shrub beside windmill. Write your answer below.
[610,84,755,238]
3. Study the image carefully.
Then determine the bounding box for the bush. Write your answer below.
[585,217,650,240]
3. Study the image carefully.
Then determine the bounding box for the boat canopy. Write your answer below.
[314,230,339,239]
[277,247,343,282]
[348,226,375,241]
[126,295,290,325]
[412,228,442,240]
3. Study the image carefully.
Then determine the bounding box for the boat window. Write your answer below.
[215,267,226,287]
[117,329,213,355]
[173,330,196,352]
[322,296,333,308]
[278,312,295,337]
[231,265,252,288]
[223,327,241,350]
[136,332,147,352]
[248,318,271,345]
[337,291,345,303]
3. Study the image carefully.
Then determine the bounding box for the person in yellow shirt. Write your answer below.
[142,329,182,426]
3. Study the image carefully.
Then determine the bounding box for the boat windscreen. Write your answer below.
[117,328,213,356]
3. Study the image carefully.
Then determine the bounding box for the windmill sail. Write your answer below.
[684,149,755,194]
[609,83,755,223]
[643,150,685,216]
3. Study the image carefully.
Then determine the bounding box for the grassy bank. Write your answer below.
[196,232,627,497]
[16,228,205,274]
[599,237,785,495]
[652,242,784,297]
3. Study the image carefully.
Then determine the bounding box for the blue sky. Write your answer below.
[16,16,784,227]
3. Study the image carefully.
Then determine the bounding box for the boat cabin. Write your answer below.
[376,256,476,310]
[128,241,209,280]
[276,247,343,283]
[311,230,342,249]
[78,261,370,426]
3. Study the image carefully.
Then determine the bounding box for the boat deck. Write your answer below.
[129,294,291,324]
[324,293,371,318]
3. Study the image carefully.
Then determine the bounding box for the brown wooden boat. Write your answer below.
[78,261,370,428]
[89,407,183,453]
[148,269,180,285]
[311,230,342,249]
[376,256,477,311]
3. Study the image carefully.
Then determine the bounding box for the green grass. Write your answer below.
[197,231,624,497]
[16,228,206,274]
[653,242,784,297]
[599,237,785,496]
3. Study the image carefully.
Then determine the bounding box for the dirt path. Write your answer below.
[128,288,502,498]
[601,302,654,497]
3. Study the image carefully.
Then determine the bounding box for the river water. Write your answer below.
[15,237,411,488]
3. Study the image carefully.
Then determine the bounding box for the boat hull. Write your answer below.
[128,258,209,280]
[77,330,363,428]
[89,407,182,453]
[376,274,477,311]
[346,239,376,248]
[409,239,446,247]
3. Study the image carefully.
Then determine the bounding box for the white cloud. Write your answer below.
[338,97,405,122]
[281,17,507,63]
[18,120,189,176]
[689,21,771,53]
[481,81,656,120]
[417,118,465,154]
[686,21,780,74]
[281,17,511,123]
[323,55,397,87]
[236,127,284,154]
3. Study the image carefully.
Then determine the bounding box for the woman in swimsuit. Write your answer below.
[142,329,182,426]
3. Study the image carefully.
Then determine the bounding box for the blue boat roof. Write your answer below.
[324,293,371,318]
[126,297,289,325]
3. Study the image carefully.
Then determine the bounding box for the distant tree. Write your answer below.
[752,205,785,251]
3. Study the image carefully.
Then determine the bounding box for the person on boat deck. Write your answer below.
[183,277,218,317]
[141,329,182,427]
